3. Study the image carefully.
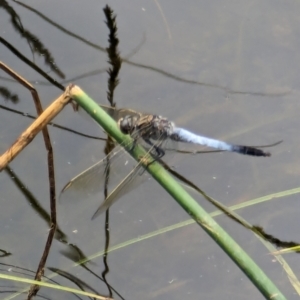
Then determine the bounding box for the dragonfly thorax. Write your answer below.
[150,115,175,139]
[118,114,175,140]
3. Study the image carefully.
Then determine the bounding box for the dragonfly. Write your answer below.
[60,105,272,220]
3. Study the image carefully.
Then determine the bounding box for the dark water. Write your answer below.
[1,1,300,299]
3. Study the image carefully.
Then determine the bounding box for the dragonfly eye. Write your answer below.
[119,116,135,135]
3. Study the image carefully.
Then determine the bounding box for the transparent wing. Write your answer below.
[59,146,138,204]
[74,103,142,123]
[100,105,142,121]
[146,136,208,155]
[91,146,155,220]
[59,136,154,218]
[91,160,147,219]
[144,137,203,157]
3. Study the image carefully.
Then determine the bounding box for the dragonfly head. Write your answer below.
[118,115,138,135]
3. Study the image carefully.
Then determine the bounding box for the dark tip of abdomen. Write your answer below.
[233,145,271,157]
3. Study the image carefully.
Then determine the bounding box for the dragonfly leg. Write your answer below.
[144,139,165,159]
[127,137,138,152]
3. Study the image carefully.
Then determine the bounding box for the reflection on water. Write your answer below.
[1,0,300,299]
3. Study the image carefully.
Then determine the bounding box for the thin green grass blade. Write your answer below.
[75,187,300,296]
[78,186,300,260]
[9,185,297,299]
[0,273,109,300]
[69,85,286,299]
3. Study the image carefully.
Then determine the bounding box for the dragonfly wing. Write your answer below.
[164,138,210,154]
[147,137,204,154]
[92,144,157,219]
[59,146,138,204]
[74,103,142,125]
[100,105,142,121]
[91,163,148,219]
